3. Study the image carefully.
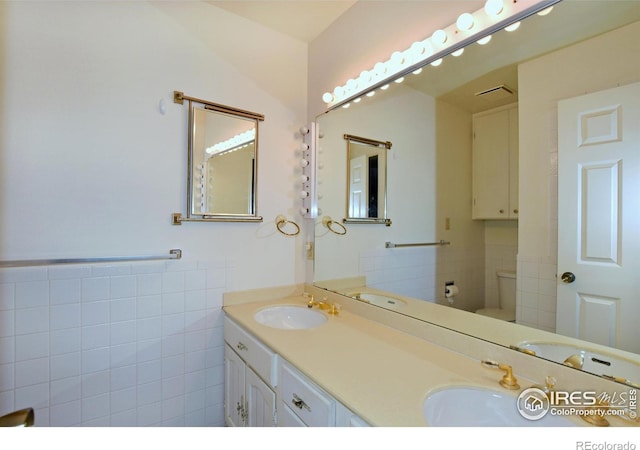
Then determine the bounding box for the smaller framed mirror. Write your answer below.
[344,134,392,226]
[172,91,264,224]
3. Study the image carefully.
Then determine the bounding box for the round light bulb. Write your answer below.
[431,58,443,67]
[456,13,474,31]
[300,159,309,167]
[505,21,520,32]
[452,48,464,57]
[432,29,447,46]
[412,68,423,75]
[322,92,334,103]
[477,35,492,45]
[380,84,390,90]
[537,6,553,16]
[300,143,309,151]
[394,77,405,84]
[410,41,425,58]
[299,126,309,135]
[374,62,387,76]
[484,0,504,17]
[366,91,376,97]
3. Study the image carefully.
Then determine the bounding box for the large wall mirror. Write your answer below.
[314,0,640,386]
[173,91,264,223]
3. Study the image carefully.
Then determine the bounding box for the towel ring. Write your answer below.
[322,216,347,235]
[276,215,300,237]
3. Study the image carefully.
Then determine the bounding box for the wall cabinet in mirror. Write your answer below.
[472,104,519,220]
[344,134,392,226]
[172,91,264,224]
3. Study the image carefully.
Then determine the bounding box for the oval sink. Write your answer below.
[423,386,576,427]
[347,292,407,310]
[254,305,327,330]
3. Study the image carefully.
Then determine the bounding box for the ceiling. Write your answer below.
[208,0,358,42]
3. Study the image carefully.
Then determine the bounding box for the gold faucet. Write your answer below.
[481,360,520,390]
[305,294,339,315]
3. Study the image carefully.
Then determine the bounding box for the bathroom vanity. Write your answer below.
[222,286,636,427]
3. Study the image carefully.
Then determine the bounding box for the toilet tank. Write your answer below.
[497,270,516,311]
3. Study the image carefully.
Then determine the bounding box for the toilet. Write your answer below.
[475,270,516,322]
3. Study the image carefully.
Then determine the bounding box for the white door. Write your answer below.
[349,154,367,218]
[557,82,640,354]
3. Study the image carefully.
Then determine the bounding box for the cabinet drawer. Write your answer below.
[224,317,278,387]
[280,361,334,426]
[277,403,306,427]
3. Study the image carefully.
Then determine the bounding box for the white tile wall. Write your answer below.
[0,259,228,427]
[516,255,558,332]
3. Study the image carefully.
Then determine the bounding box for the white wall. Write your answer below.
[0,1,307,426]
[517,21,640,331]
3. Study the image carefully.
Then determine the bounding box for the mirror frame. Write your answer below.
[344,134,392,226]
[172,90,264,224]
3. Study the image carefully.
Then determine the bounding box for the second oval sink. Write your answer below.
[254,305,327,330]
[423,386,577,427]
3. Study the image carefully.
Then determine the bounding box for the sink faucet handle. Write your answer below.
[481,360,520,390]
[545,376,557,390]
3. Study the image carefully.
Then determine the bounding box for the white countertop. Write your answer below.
[223,295,587,427]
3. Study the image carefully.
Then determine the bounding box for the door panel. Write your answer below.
[557,81,640,353]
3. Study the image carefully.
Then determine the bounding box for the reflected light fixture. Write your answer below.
[321,0,558,109]
[206,128,255,155]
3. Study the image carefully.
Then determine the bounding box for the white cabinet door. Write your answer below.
[472,104,518,219]
[224,343,277,427]
[246,367,276,427]
[224,344,246,427]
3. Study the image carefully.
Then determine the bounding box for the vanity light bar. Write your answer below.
[322,0,561,110]
[300,123,319,219]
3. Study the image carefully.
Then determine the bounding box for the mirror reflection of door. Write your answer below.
[557,81,640,354]
[349,154,367,218]
[345,136,390,222]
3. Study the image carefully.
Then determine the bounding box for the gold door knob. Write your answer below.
[561,272,576,283]
[0,408,34,427]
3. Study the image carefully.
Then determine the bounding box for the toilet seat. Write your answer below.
[475,308,515,322]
